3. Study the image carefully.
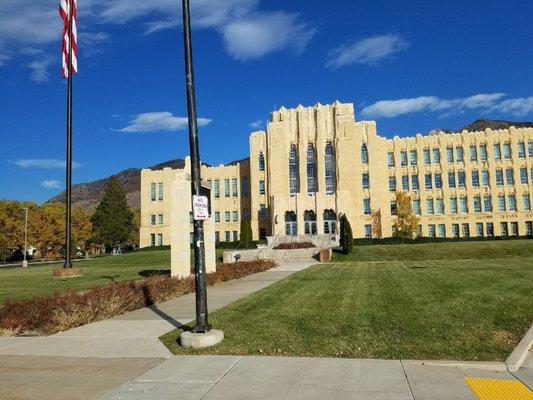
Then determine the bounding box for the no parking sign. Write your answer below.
[193,195,209,221]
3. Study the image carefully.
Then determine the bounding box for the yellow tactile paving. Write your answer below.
[465,377,533,400]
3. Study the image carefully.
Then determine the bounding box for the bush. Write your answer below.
[0,259,276,336]
[273,242,315,250]
[340,215,353,254]
[240,219,253,248]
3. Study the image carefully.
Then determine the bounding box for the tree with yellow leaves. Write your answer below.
[392,191,420,241]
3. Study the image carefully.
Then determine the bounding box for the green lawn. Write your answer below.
[0,248,230,304]
[161,240,533,361]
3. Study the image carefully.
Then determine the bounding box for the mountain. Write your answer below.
[429,119,533,136]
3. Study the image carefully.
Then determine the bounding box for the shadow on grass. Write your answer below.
[101,275,121,282]
[138,269,171,277]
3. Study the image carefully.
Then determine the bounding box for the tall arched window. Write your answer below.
[307,143,317,194]
[258,152,265,172]
[325,142,336,194]
[361,143,369,164]
[285,211,297,236]
[323,210,337,234]
[304,211,317,235]
[288,144,299,196]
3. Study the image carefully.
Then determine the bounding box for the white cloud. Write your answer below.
[27,59,52,83]
[10,159,82,169]
[326,34,409,69]
[41,180,62,189]
[120,112,212,133]
[250,120,263,129]
[221,11,316,60]
[360,93,532,119]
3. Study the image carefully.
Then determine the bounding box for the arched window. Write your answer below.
[325,142,336,194]
[323,210,337,234]
[307,143,317,194]
[304,210,317,235]
[361,143,369,164]
[288,144,299,196]
[258,152,265,172]
[285,211,297,236]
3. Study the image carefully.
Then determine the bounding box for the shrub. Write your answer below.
[0,259,276,336]
[340,215,354,254]
[239,219,253,248]
[273,242,316,250]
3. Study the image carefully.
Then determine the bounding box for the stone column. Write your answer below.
[171,172,191,278]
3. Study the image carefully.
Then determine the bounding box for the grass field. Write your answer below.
[161,240,533,361]
[0,248,230,304]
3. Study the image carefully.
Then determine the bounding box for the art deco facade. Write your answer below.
[140,102,533,246]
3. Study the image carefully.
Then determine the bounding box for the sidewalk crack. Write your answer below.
[200,356,243,399]
[400,360,416,400]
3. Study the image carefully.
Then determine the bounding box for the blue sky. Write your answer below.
[1,0,532,203]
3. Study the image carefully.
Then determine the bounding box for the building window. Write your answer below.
[410,150,417,166]
[413,199,421,215]
[232,178,238,197]
[288,144,299,196]
[389,176,397,191]
[390,200,397,216]
[436,198,444,214]
[526,221,533,236]
[258,152,265,171]
[520,168,528,184]
[469,145,477,162]
[225,211,230,222]
[224,179,230,197]
[462,223,470,237]
[259,204,267,220]
[495,169,504,186]
[259,228,267,239]
[506,168,514,185]
[241,177,249,197]
[529,141,533,157]
[150,234,156,246]
[214,180,220,198]
[472,170,479,187]
[363,198,371,215]
[233,211,238,222]
[158,183,164,201]
[402,175,409,191]
[498,195,506,212]
[476,222,484,237]
[387,151,395,167]
[150,182,157,201]
[448,172,455,188]
[503,143,511,160]
[511,222,519,236]
[450,197,458,214]
[325,142,336,194]
[432,148,441,164]
[523,194,531,211]
[307,143,317,194]
[259,180,265,195]
[243,209,250,219]
[438,224,446,238]
[452,224,460,238]
[364,224,372,238]
[304,211,317,235]
[518,141,526,158]
[400,150,408,166]
[446,147,454,163]
[158,213,163,225]
[480,144,487,161]
[486,222,494,237]
[362,173,370,189]
[482,170,490,187]
[323,210,337,234]
[483,195,492,212]
[285,211,297,236]
[508,195,517,211]
[157,234,163,246]
[225,231,231,242]
[215,231,220,242]
[428,224,436,237]
[457,171,466,188]
[423,149,430,165]
[456,146,464,162]
[500,222,509,236]
[473,196,482,213]
[460,197,468,213]
[150,214,156,226]
[426,198,434,215]
[425,173,432,190]
[233,231,238,241]
[214,212,220,223]
[361,144,369,164]
[435,173,442,189]
[411,175,419,190]
[493,143,501,160]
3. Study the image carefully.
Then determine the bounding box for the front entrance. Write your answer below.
[285,211,297,236]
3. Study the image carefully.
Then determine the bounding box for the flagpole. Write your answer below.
[64,0,73,269]
[182,0,210,333]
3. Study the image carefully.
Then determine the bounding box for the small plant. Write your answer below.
[339,214,354,254]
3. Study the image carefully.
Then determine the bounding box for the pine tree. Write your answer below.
[239,219,253,248]
[91,177,133,252]
[339,214,354,254]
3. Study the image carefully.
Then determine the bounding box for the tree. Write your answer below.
[392,191,420,241]
[371,209,382,239]
[240,219,252,248]
[339,214,353,254]
[91,177,133,251]
[0,200,33,261]
[129,209,141,249]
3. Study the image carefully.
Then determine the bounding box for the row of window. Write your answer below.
[386,141,533,167]
[150,182,164,201]
[208,177,249,199]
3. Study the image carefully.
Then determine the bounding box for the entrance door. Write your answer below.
[323,210,337,234]
[285,211,297,236]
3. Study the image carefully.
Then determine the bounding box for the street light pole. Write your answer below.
[22,207,28,268]
[181,0,210,333]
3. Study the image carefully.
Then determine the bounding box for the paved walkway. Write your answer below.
[0,260,531,399]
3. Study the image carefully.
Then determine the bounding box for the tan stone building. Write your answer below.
[140,102,533,246]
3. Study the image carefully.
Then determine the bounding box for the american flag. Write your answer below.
[59,0,78,79]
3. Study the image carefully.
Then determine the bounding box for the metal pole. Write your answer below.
[181,0,210,333]
[23,207,28,267]
[64,0,73,269]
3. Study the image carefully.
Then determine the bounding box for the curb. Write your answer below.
[506,324,533,372]
[402,360,508,371]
